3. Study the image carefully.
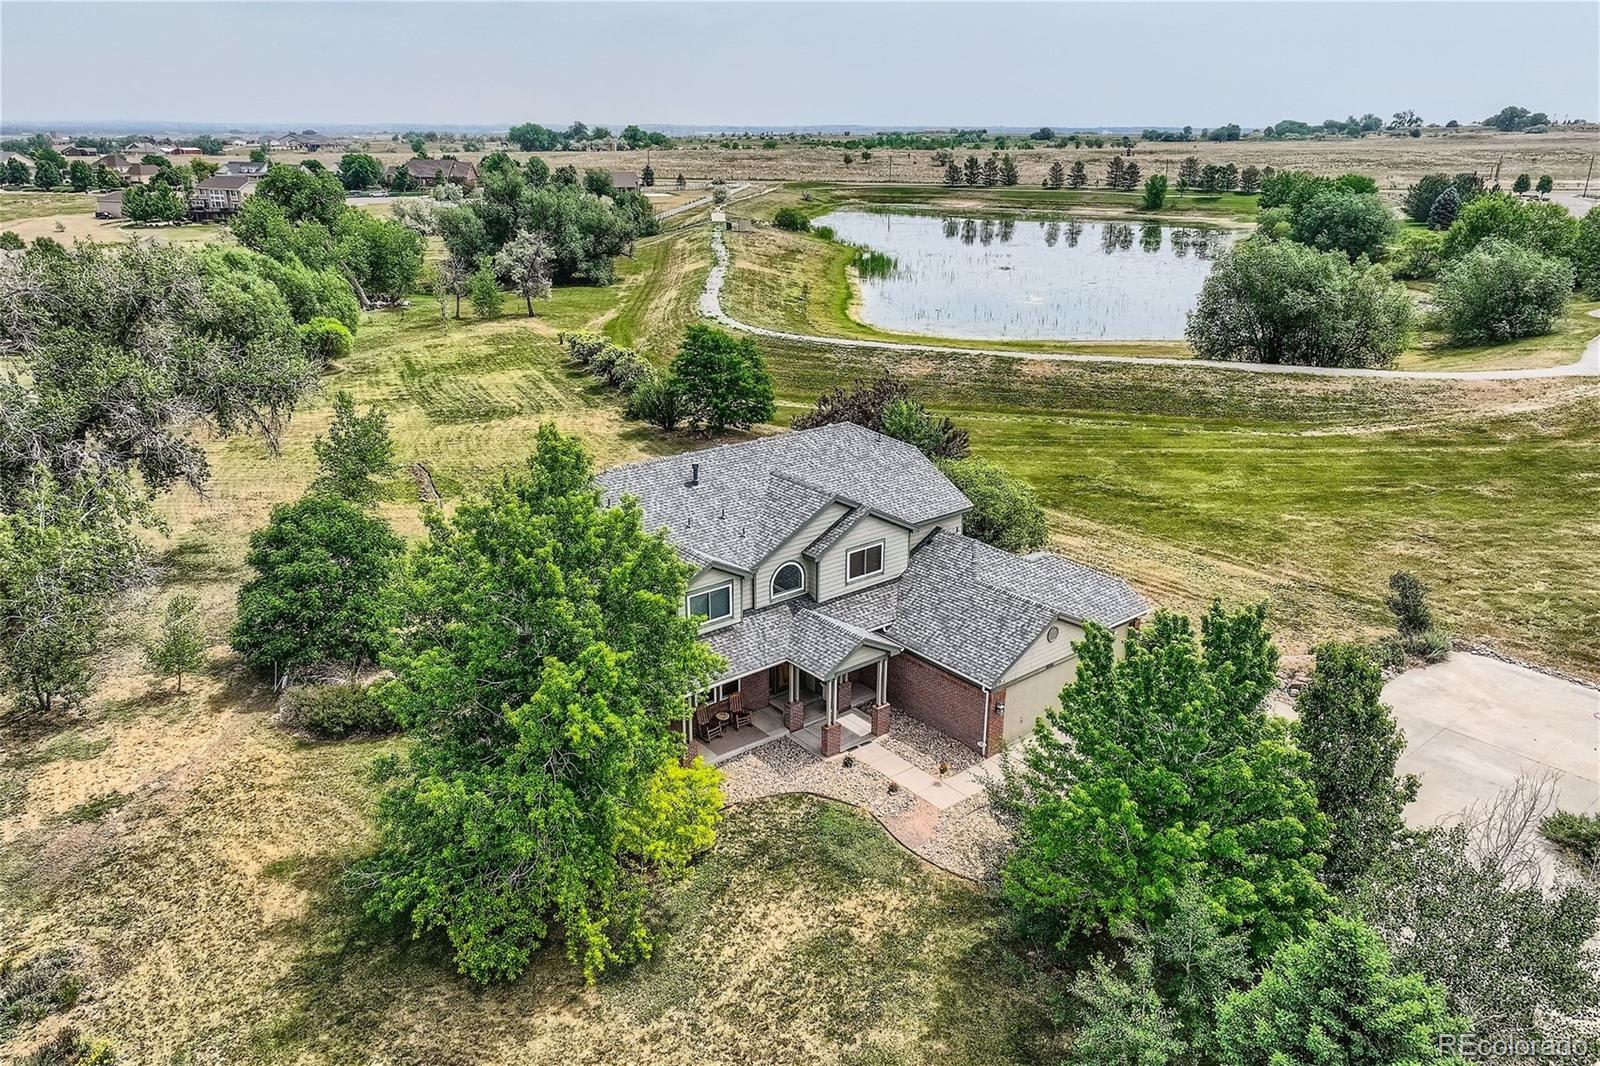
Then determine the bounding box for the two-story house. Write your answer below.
[189,174,258,220]
[597,423,1149,762]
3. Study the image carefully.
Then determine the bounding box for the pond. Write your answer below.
[814,209,1236,341]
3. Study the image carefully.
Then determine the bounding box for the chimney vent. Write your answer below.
[687,462,699,487]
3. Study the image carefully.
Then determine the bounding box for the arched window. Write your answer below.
[771,561,804,599]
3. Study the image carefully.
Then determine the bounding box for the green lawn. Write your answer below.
[0,190,93,224]
[754,332,1600,678]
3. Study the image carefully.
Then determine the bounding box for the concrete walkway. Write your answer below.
[700,228,1600,381]
[1384,653,1600,825]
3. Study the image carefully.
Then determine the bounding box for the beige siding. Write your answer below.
[837,645,890,675]
[686,566,743,633]
[753,502,847,609]
[1001,619,1085,687]
[1001,657,1077,743]
[908,515,963,548]
[814,514,910,603]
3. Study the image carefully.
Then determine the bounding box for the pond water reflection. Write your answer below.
[815,209,1233,340]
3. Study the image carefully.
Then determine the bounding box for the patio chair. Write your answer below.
[701,717,723,741]
[731,692,751,730]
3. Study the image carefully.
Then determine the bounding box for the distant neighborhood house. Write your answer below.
[610,169,641,190]
[188,174,259,219]
[96,189,124,219]
[217,159,269,177]
[400,157,478,188]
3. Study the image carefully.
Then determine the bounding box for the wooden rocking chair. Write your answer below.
[730,691,751,730]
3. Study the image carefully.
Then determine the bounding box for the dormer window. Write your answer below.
[687,581,733,624]
[846,541,884,583]
[771,561,805,599]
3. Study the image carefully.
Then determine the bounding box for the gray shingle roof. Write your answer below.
[597,423,971,574]
[803,507,865,561]
[884,531,1150,686]
[704,596,900,682]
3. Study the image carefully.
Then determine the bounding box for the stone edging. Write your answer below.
[722,788,984,884]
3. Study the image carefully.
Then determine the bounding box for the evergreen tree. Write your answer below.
[1177,155,1201,191]
[944,161,962,187]
[982,153,1000,186]
[1238,164,1261,194]
[998,153,1019,186]
[1067,160,1088,189]
[1536,174,1554,196]
[675,172,686,188]
[1104,156,1125,189]
[641,163,654,187]
[963,155,981,186]
[1045,161,1065,190]
[1216,916,1467,1065]
[1512,173,1531,194]
[1428,185,1461,229]
[1120,161,1141,191]
[1294,643,1418,890]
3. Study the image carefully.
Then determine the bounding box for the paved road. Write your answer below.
[1384,654,1599,826]
[699,228,1600,381]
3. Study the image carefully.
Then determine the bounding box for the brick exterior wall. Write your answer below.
[738,667,771,712]
[888,651,989,752]
[986,689,1007,755]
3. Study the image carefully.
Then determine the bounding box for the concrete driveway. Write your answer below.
[1384,654,1600,826]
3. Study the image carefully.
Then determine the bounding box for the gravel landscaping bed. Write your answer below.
[874,714,985,775]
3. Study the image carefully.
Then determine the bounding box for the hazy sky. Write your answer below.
[3,1,1596,129]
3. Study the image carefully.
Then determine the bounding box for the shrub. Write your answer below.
[1388,228,1445,280]
[811,224,835,241]
[1573,205,1600,297]
[468,260,501,319]
[771,206,810,232]
[935,457,1047,553]
[1385,571,1433,637]
[1441,192,1578,260]
[0,230,23,251]
[299,316,353,366]
[559,330,610,366]
[1186,238,1413,368]
[1140,174,1168,210]
[623,370,684,431]
[286,681,396,737]
[17,1027,116,1066]
[1433,238,1572,345]
[1541,810,1600,864]
[1,949,82,1038]
[793,370,969,458]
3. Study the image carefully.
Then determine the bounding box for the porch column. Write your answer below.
[788,664,798,703]
[783,666,804,732]
[870,658,891,737]
[820,677,842,756]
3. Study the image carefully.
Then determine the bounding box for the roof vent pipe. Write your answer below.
[688,462,699,487]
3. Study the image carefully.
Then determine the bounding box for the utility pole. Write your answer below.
[1584,154,1595,199]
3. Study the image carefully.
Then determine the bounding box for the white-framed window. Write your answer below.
[770,561,805,599]
[687,581,734,624]
[846,541,884,583]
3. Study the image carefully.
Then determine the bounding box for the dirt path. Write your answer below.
[700,228,1600,381]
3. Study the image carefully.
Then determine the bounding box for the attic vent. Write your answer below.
[687,462,700,487]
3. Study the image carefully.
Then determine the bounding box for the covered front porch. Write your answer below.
[685,657,893,765]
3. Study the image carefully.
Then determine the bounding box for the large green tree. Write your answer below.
[1215,915,1467,1065]
[1002,604,1329,957]
[1186,238,1413,368]
[360,426,724,983]
[669,324,776,434]
[1440,192,1577,260]
[231,493,401,684]
[0,239,315,498]
[1287,190,1396,261]
[1293,643,1418,890]
[337,152,384,190]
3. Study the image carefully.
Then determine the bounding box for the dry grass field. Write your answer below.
[246,126,1600,195]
